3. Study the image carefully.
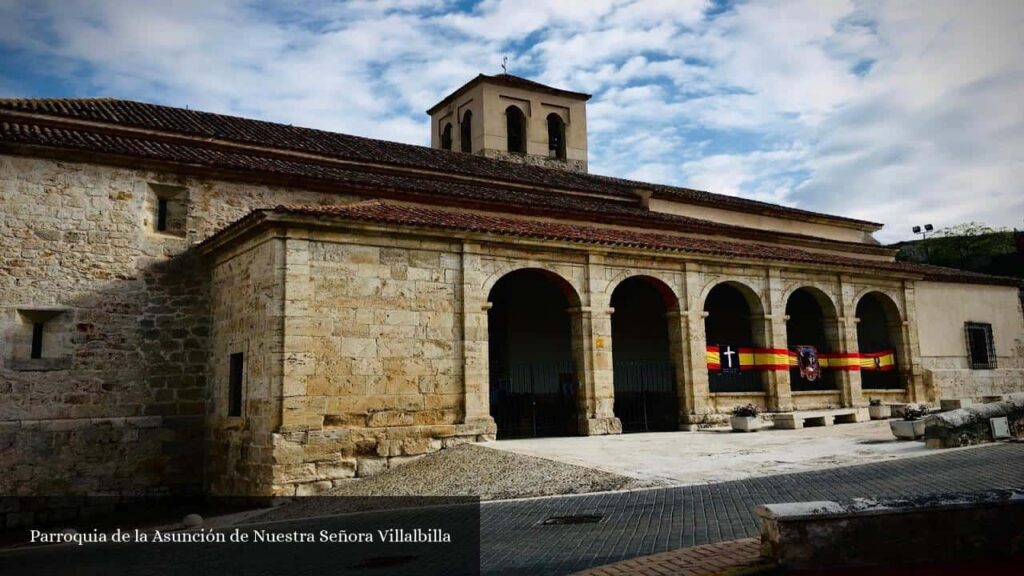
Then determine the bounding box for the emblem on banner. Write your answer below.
[795,346,820,381]
[718,345,740,374]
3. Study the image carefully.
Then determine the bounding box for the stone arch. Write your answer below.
[486,268,583,438]
[852,287,904,321]
[785,285,841,391]
[440,122,453,151]
[609,275,680,432]
[482,263,582,308]
[781,282,840,317]
[855,290,907,390]
[460,110,473,153]
[702,280,769,393]
[605,270,681,310]
[546,112,566,160]
[505,105,527,154]
[698,277,766,315]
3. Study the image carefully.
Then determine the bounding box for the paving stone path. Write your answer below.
[479,443,1024,575]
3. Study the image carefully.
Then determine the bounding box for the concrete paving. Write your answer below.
[488,419,934,485]
[479,442,1024,574]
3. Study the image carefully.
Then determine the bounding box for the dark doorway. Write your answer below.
[611,277,678,433]
[856,293,903,390]
[488,269,579,438]
[704,283,765,393]
[786,288,837,391]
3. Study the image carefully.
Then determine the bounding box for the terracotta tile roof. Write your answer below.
[214,201,1017,287]
[0,117,890,255]
[0,97,880,228]
[426,73,592,114]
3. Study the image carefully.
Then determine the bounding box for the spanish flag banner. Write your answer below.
[858,350,897,372]
[705,346,791,371]
[706,346,896,372]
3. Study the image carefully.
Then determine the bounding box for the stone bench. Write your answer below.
[756,489,1024,570]
[773,408,868,429]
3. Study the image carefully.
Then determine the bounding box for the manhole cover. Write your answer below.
[541,514,602,525]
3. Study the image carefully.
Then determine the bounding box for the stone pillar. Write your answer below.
[570,305,620,435]
[459,243,495,436]
[678,263,711,428]
[672,309,711,428]
[764,269,793,412]
[901,281,929,404]
[570,252,620,435]
[835,315,864,407]
[836,276,864,408]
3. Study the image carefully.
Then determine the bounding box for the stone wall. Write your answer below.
[0,154,357,501]
[214,232,494,496]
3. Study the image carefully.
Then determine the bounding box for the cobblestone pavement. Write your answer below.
[571,538,763,576]
[479,443,1024,575]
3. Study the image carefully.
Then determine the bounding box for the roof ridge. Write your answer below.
[0,97,882,229]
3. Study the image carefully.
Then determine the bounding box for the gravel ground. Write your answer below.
[325,443,646,500]
[239,444,647,524]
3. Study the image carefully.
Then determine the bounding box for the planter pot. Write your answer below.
[730,416,762,432]
[869,405,892,420]
[890,419,926,440]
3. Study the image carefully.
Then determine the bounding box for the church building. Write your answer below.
[2,74,1022,499]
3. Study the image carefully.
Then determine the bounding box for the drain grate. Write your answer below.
[541,514,603,526]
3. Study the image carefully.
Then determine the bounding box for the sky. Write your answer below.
[1,0,1022,242]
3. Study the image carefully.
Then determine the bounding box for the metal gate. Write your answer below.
[613,361,678,433]
[490,361,578,439]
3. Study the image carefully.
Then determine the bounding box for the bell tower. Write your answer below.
[426,74,591,173]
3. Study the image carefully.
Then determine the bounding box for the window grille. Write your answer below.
[964,322,996,369]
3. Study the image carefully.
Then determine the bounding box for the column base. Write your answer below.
[459,416,497,439]
[579,417,622,436]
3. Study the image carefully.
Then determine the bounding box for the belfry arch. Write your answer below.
[785,287,840,391]
[856,291,905,390]
[610,276,680,432]
[703,282,768,392]
[487,268,581,438]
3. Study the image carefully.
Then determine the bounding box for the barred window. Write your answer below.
[965,322,996,369]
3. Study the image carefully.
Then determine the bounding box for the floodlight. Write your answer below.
[912,226,921,234]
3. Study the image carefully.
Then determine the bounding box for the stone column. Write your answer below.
[672,309,711,429]
[901,281,929,404]
[459,243,495,436]
[763,269,793,412]
[570,305,620,435]
[835,315,864,407]
[570,252,620,435]
[678,263,712,428]
[836,276,864,408]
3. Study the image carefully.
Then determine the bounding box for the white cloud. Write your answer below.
[0,0,1021,242]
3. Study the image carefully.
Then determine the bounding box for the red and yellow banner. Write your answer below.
[705,346,896,372]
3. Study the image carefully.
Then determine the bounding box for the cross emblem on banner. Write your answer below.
[719,345,740,374]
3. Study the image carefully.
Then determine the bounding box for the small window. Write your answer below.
[440,122,453,151]
[460,110,473,153]
[547,113,566,160]
[506,105,526,154]
[147,183,188,237]
[228,352,244,417]
[157,199,168,231]
[965,322,996,369]
[31,322,44,359]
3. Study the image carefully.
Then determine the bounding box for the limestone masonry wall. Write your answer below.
[261,233,491,496]
[0,154,356,503]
